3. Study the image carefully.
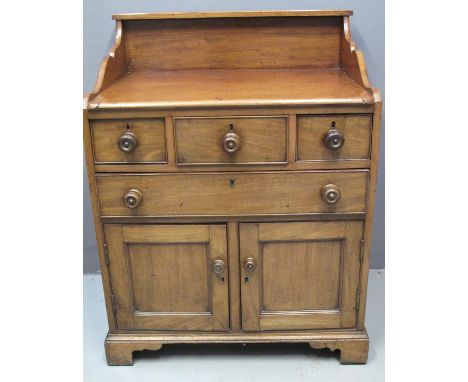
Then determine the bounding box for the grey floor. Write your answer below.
[84,269,384,382]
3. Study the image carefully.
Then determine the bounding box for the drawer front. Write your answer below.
[96,171,368,216]
[174,116,288,165]
[91,119,167,163]
[297,115,372,161]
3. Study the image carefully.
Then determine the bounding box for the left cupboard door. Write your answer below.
[104,224,230,331]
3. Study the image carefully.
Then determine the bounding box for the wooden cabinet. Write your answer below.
[84,10,381,366]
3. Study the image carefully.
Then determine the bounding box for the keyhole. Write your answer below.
[221,277,225,283]
[245,276,249,282]
[229,179,235,188]
[331,121,336,129]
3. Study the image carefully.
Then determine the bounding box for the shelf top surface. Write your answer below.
[88,68,373,110]
[112,10,353,21]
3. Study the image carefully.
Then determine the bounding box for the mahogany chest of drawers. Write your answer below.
[84,10,382,365]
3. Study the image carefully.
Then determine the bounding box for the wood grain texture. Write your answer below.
[123,17,342,71]
[105,340,162,366]
[262,240,342,311]
[239,223,261,331]
[91,21,127,95]
[227,222,241,331]
[96,171,369,216]
[240,221,363,331]
[83,106,117,331]
[101,213,366,225]
[297,114,372,161]
[105,329,367,365]
[340,16,372,95]
[88,69,373,110]
[113,10,353,20]
[128,243,209,313]
[357,92,382,329]
[104,224,229,331]
[174,116,287,165]
[95,160,372,173]
[91,118,166,163]
[309,336,369,364]
[88,105,375,120]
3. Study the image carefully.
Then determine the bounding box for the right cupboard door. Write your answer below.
[239,221,363,331]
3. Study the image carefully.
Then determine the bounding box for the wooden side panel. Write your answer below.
[83,106,117,331]
[174,116,287,165]
[297,115,372,161]
[339,17,372,91]
[91,119,167,164]
[96,171,368,216]
[123,17,342,70]
[358,96,383,329]
[91,21,127,96]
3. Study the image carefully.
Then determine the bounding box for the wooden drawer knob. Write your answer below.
[123,189,143,209]
[244,257,256,272]
[118,132,138,153]
[211,259,226,276]
[324,122,345,150]
[321,184,341,204]
[222,131,241,153]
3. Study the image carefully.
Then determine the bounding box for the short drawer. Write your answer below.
[297,115,372,161]
[91,119,167,164]
[174,116,288,165]
[96,171,368,216]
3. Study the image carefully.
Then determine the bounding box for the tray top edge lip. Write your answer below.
[112,10,353,21]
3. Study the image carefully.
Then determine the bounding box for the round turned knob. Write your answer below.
[212,259,225,275]
[123,189,143,209]
[244,258,256,273]
[222,131,241,153]
[321,184,341,204]
[118,132,138,153]
[324,127,345,150]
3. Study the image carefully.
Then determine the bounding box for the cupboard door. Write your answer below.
[104,224,229,331]
[240,221,362,331]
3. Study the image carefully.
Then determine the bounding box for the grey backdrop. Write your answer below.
[83,0,384,272]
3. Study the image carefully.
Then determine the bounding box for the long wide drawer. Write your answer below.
[96,171,368,216]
